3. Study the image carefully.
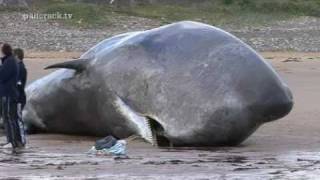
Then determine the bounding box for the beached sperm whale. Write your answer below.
[23,21,293,146]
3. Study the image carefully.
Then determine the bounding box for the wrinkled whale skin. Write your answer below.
[24,21,293,146]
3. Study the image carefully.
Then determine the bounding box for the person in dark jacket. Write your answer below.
[0,42,3,130]
[13,48,27,109]
[0,43,26,152]
[13,48,27,151]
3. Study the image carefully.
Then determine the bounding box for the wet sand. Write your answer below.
[0,52,320,179]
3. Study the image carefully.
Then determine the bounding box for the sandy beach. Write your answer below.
[0,51,319,179]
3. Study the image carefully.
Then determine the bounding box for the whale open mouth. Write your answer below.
[114,96,171,147]
[145,116,171,147]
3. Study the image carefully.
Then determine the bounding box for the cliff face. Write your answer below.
[0,0,28,7]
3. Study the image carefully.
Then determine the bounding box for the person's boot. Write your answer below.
[12,142,26,154]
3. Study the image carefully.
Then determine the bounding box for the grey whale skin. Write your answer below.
[23,21,293,146]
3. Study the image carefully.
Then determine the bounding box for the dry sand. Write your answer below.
[0,52,320,179]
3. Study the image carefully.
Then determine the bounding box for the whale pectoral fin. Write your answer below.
[22,105,47,134]
[113,96,155,145]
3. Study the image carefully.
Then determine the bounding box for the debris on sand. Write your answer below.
[87,136,127,156]
[283,57,302,62]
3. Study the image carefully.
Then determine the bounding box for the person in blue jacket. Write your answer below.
[0,43,26,152]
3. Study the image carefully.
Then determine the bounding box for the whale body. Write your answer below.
[23,21,293,146]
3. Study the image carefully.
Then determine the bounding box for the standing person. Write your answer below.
[13,48,27,109]
[13,48,27,148]
[13,48,27,149]
[0,43,25,152]
[0,42,3,130]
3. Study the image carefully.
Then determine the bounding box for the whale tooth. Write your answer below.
[145,117,157,146]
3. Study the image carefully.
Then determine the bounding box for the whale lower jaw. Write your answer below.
[114,96,156,145]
